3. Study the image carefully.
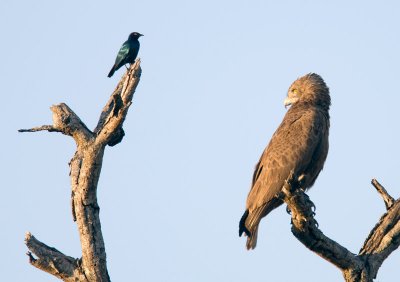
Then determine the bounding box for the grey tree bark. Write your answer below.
[281,173,400,282]
[19,60,142,281]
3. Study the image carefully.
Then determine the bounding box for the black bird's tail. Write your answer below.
[108,65,116,78]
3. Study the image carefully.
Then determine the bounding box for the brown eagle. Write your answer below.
[239,73,330,250]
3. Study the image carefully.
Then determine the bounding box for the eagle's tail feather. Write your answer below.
[240,198,284,250]
[246,225,259,250]
[245,207,264,250]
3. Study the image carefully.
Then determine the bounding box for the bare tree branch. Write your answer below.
[359,198,400,278]
[25,232,87,282]
[19,103,93,145]
[95,59,142,146]
[18,125,61,133]
[20,60,142,281]
[281,173,363,271]
[281,173,400,282]
[371,178,395,209]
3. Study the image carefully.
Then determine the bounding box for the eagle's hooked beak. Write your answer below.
[284,97,299,108]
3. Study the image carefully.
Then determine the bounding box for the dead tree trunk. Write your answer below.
[281,173,400,282]
[19,60,142,281]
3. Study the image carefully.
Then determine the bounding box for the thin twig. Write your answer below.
[18,125,60,133]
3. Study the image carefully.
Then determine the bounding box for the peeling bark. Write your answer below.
[19,60,142,281]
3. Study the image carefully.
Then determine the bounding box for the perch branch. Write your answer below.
[281,173,362,271]
[95,59,142,146]
[282,174,400,282]
[21,60,142,281]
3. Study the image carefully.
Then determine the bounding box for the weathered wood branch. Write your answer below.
[95,60,141,146]
[25,232,87,281]
[371,179,395,209]
[20,60,142,281]
[282,173,400,282]
[18,125,61,133]
[359,198,400,278]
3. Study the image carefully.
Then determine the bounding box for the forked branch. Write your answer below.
[19,60,142,281]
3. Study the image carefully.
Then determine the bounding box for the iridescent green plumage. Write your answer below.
[108,32,143,78]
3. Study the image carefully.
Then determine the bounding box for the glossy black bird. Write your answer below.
[108,32,143,78]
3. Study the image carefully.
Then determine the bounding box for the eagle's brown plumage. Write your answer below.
[239,73,330,250]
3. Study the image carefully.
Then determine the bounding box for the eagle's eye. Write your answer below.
[292,89,298,94]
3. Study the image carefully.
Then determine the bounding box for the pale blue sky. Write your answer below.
[1,1,399,281]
